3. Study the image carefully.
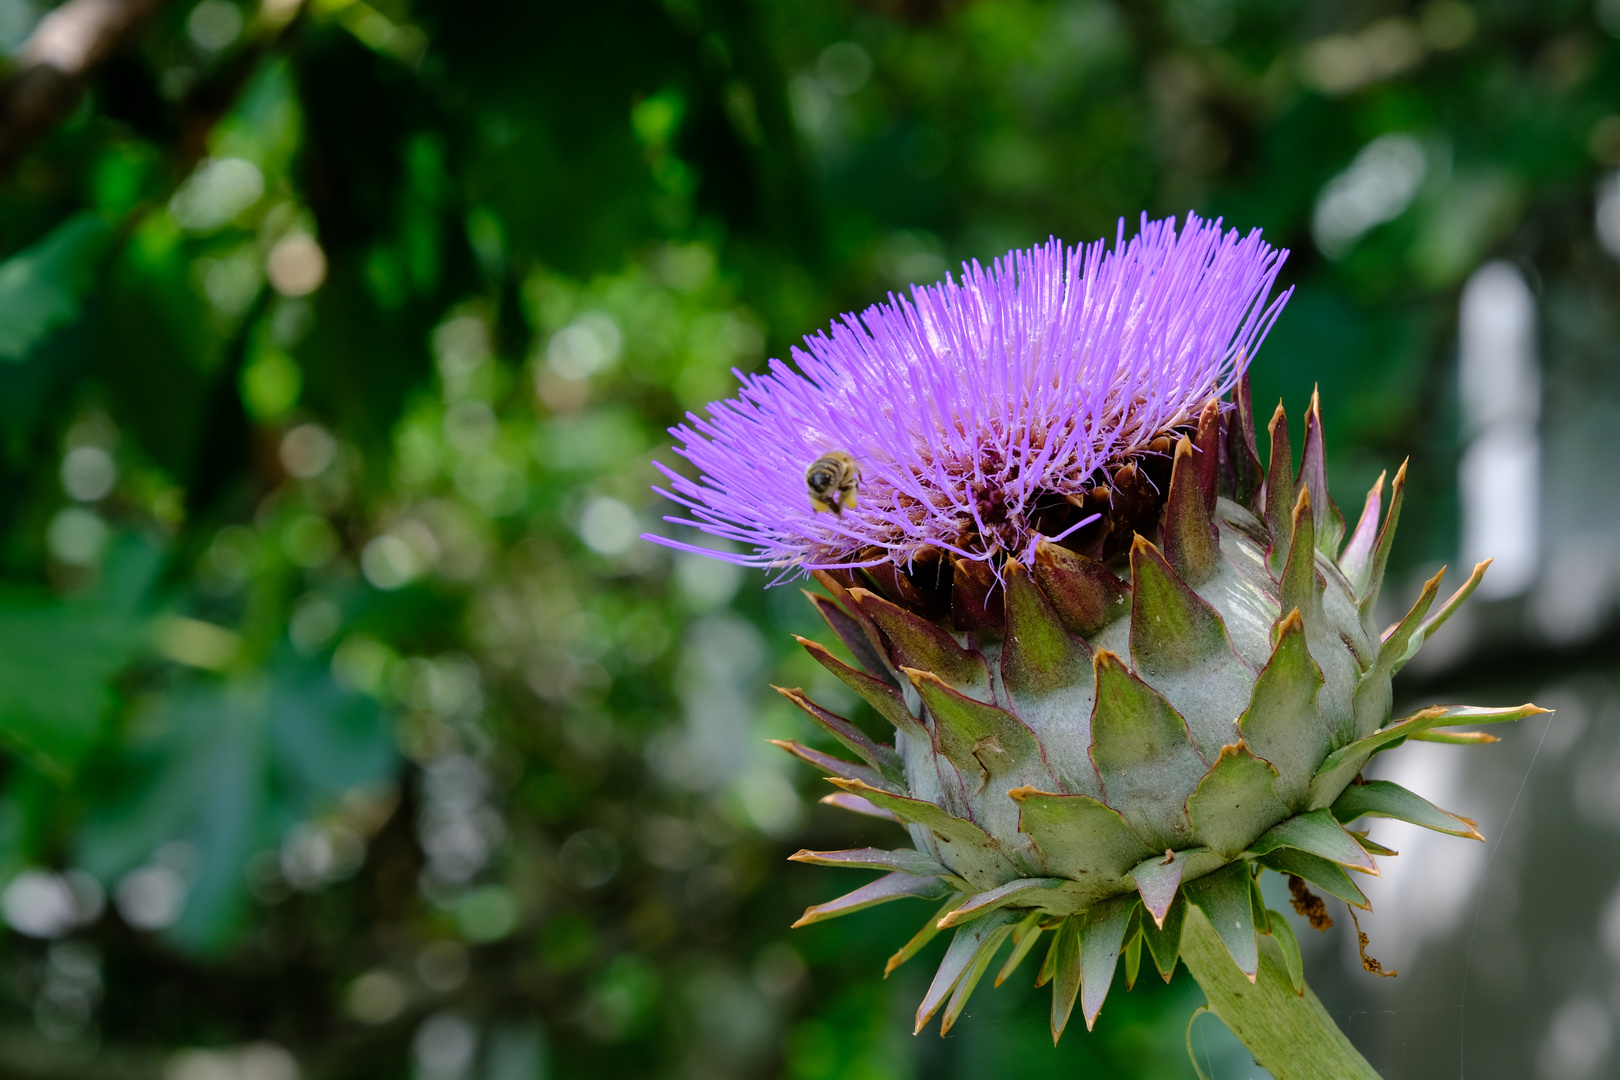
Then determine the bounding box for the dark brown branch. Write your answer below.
[0,0,173,174]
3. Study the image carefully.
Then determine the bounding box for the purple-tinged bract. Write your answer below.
[648,213,1292,572]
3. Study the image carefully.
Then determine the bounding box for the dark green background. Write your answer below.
[0,0,1614,1077]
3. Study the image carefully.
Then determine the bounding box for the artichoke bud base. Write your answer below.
[778,381,1546,1047]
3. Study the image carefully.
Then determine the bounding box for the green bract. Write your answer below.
[778,384,1544,1041]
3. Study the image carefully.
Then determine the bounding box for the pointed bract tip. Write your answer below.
[1409,705,1449,724]
[1292,485,1312,521]
[900,665,938,690]
[1093,648,1126,675]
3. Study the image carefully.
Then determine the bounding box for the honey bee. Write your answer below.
[806,450,860,514]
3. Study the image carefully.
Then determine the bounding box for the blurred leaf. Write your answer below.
[0,214,114,361]
[165,680,270,952]
[264,648,397,799]
[0,538,160,774]
[75,651,395,951]
[0,535,162,776]
[0,598,139,775]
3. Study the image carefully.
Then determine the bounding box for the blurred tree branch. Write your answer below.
[0,0,173,175]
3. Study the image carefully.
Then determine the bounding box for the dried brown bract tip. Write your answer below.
[1289,874,1334,932]
[1348,907,1397,978]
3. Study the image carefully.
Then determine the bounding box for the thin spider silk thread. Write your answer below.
[1457,712,1553,1079]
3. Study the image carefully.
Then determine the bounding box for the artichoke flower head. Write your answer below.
[648,215,1545,1041]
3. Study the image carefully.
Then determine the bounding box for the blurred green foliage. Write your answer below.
[0,0,1614,1077]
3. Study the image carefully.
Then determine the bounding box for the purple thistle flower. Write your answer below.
[646,213,1292,574]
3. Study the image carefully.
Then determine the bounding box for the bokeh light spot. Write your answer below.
[266,234,327,297]
[60,445,116,501]
[46,507,107,566]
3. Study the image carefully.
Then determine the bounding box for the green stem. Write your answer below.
[1178,906,1382,1080]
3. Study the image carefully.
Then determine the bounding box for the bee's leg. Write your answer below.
[840,487,859,510]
